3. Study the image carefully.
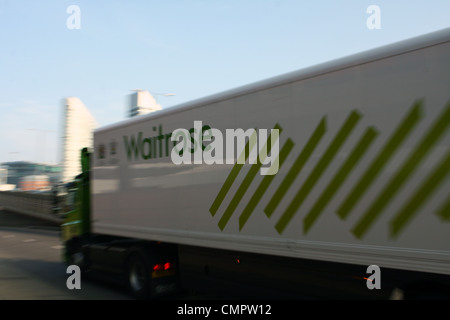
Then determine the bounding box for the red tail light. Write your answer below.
[153,264,163,271]
[153,262,174,271]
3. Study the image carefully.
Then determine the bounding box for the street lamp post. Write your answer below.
[151,92,176,97]
[151,92,176,107]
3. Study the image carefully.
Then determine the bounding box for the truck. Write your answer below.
[61,28,450,299]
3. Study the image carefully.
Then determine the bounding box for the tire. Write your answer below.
[68,251,85,268]
[126,253,152,299]
[65,238,85,270]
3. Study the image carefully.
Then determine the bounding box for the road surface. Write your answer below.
[0,209,131,300]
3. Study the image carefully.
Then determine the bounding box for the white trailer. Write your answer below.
[64,28,450,299]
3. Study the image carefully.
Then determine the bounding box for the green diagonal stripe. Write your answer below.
[337,100,423,220]
[264,117,327,218]
[209,130,257,216]
[353,101,450,239]
[218,125,281,230]
[275,110,362,234]
[436,196,450,221]
[303,126,378,234]
[239,138,294,230]
[389,149,450,237]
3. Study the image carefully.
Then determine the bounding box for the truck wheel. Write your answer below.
[126,253,151,299]
[68,251,85,269]
[66,239,85,270]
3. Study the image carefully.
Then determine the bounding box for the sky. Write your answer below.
[0,0,449,165]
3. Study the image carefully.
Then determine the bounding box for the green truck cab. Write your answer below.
[61,148,179,299]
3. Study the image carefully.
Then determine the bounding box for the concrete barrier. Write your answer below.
[0,191,64,224]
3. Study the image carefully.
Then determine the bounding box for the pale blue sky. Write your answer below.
[1,0,449,164]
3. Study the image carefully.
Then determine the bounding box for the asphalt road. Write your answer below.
[0,209,131,300]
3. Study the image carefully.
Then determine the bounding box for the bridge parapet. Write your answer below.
[0,191,65,224]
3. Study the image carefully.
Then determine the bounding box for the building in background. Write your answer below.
[0,161,61,189]
[19,175,50,191]
[0,165,13,190]
[0,166,7,185]
[128,90,162,118]
[61,97,98,183]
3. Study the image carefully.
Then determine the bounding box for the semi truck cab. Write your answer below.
[61,148,180,299]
